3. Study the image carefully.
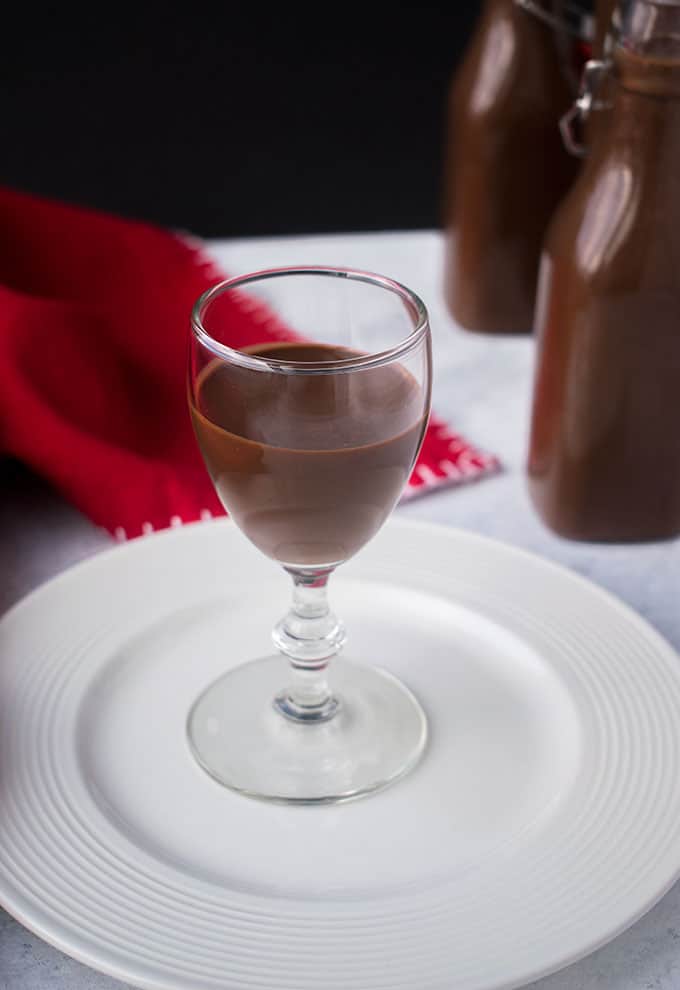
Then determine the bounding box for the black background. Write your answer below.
[2,5,479,237]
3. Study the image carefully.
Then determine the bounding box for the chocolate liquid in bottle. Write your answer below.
[528,0,680,541]
[442,0,587,334]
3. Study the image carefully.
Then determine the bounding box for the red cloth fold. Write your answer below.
[0,187,499,538]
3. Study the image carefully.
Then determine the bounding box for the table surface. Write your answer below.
[2,231,679,990]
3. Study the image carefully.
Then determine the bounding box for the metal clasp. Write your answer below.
[560,58,610,156]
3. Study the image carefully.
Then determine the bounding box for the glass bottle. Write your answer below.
[528,0,680,541]
[443,0,587,334]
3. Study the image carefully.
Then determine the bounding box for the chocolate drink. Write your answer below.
[442,0,579,334]
[191,343,427,566]
[528,39,680,541]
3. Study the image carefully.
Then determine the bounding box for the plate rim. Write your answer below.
[2,516,680,990]
[2,516,678,667]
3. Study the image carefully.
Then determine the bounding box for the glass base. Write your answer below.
[187,656,428,804]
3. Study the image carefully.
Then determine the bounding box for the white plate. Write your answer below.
[2,518,680,990]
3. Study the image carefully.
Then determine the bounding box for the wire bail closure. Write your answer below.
[560,58,610,156]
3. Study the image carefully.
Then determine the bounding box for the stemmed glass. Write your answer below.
[188,267,432,803]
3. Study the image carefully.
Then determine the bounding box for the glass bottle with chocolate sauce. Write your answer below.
[443,0,591,334]
[528,0,680,541]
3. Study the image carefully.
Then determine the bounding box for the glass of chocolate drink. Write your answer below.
[187,267,432,803]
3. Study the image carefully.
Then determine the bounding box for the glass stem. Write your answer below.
[272,567,346,723]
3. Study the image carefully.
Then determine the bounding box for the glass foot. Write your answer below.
[187,656,428,804]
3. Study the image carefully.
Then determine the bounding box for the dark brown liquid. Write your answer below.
[442,0,578,334]
[528,47,680,541]
[191,343,427,565]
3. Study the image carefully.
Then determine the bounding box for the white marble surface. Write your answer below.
[1,230,679,990]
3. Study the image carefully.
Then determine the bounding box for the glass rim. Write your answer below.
[190,266,430,374]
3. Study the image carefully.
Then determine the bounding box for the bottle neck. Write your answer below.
[559,0,680,152]
[614,43,680,94]
[597,46,680,166]
[606,1,680,132]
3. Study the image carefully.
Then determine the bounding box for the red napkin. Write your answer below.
[0,187,499,539]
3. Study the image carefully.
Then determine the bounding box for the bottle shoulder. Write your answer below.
[544,144,680,293]
[449,11,571,124]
